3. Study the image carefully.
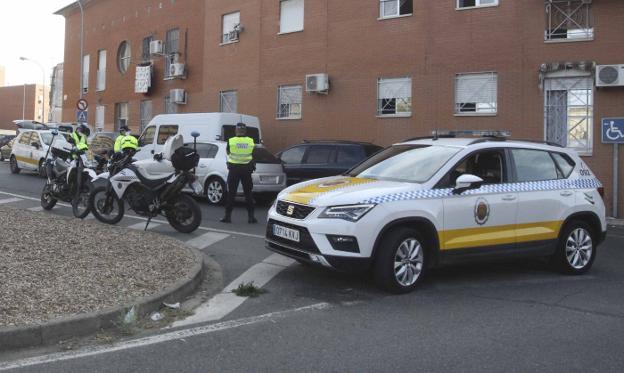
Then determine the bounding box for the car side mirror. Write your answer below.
[453,174,484,195]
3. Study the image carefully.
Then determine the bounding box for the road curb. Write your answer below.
[0,245,207,352]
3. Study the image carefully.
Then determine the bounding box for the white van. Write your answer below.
[135,113,262,160]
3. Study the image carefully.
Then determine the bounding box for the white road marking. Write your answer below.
[127,222,162,231]
[27,206,44,212]
[185,232,230,250]
[173,253,295,327]
[0,303,330,371]
[0,197,22,204]
[0,190,265,239]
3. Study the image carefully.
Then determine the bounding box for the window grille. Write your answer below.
[277,85,303,119]
[117,41,131,74]
[142,36,153,61]
[220,91,238,113]
[545,0,593,41]
[165,28,180,78]
[379,0,412,18]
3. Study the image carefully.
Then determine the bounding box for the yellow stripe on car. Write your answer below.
[440,221,563,250]
[283,177,377,205]
[15,156,39,166]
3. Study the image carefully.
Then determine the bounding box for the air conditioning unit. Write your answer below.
[171,89,186,104]
[149,40,164,56]
[596,64,624,87]
[306,73,330,93]
[170,63,186,78]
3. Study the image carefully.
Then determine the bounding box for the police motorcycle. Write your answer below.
[88,132,203,233]
[40,129,106,218]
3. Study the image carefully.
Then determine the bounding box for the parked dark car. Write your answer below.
[0,134,15,148]
[0,138,15,161]
[276,140,383,185]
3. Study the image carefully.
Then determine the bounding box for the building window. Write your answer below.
[220,90,238,113]
[279,0,304,34]
[96,50,106,91]
[95,105,105,131]
[164,96,177,114]
[456,0,499,9]
[165,28,180,78]
[141,35,153,61]
[545,0,593,41]
[277,85,302,119]
[455,72,497,115]
[82,54,90,94]
[222,12,241,44]
[117,41,131,74]
[379,0,412,19]
[114,102,128,132]
[377,77,412,117]
[544,75,593,155]
[140,100,153,132]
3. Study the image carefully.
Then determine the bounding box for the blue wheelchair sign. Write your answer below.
[602,118,624,144]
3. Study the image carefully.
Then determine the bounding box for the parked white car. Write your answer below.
[136,140,286,205]
[9,130,70,177]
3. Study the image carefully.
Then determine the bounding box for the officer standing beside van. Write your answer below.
[221,123,257,224]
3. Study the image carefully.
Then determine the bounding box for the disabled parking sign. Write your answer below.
[602,118,624,144]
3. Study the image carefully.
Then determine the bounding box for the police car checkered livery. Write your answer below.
[266,132,607,293]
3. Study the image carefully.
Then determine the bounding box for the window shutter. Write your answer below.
[280,0,304,33]
[378,78,411,99]
[455,73,497,104]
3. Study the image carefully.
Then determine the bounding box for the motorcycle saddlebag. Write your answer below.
[171,146,199,171]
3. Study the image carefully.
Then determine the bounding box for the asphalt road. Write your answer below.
[1,161,624,372]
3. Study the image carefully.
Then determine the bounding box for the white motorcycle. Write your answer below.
[88,132,204,233]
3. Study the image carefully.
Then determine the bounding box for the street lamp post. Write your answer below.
[19,57,46,122]
[78,0,84,100]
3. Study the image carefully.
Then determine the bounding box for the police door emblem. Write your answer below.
[287,205,295,216]
[474,198,490,225]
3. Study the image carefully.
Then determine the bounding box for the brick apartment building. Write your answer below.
[0,84,50,130]
[56,0,624,216]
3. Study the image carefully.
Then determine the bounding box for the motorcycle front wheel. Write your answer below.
[165,193,202,233]
[89,185,125,224]
[40,183,57,210]
[72,184,92,219]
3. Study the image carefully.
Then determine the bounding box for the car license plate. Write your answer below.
[260,176,278,184]
[273,224,300,242]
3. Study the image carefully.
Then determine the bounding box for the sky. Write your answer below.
[0,0,73,87]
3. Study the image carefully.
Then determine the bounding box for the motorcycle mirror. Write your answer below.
[191,131,200,138]
[51,129,59,136]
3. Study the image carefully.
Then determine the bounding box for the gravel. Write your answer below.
[0,206,196,328]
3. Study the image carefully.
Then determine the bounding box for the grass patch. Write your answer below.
[232,282,266,297]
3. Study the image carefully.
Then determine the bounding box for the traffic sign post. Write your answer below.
[76,99,88,111]
[602,118,624,218]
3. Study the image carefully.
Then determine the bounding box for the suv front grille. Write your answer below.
[276,200,315,220]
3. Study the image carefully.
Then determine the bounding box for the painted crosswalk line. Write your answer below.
[127,222,162,231]
[27,206,44,212]
[185,232,230,250]
[0,197,22,205]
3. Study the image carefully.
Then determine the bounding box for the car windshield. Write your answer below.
[347,144,460,183]
[40,133,53,145]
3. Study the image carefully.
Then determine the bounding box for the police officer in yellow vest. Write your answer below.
[70,124,89,155]
[221,123,257,224]
[114,125,130,153]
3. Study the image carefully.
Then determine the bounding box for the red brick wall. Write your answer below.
[0,85,39,130]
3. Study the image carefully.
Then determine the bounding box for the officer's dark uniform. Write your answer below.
[221,123,257,224]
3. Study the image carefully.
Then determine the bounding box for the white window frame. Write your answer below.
[140,100,153,132]
[95,105,105,131]
[114,102,128,132]
[277,85,303,120]
[82,54,90,94]
[96,49,106,92]
[164,28,180,79]
[543,73,593,156]
[222,11,241,44]
[379,0,413,20]
[117,41,131,74]
[377,77,412,118]
[454,72,498,116]
[279,0,304,35]
[219,90,238,113]
[456,0,499,10]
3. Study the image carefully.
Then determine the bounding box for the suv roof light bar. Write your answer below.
[432,130,512,140]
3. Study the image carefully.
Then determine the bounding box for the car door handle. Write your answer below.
[502,195,517,201]
[560,191,573,197]
[199,164,207,168]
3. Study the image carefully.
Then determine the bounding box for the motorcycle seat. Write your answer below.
[128,165,173,190]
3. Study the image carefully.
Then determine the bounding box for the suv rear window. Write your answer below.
[336,146,365,165]
[253,147,281,164]
[305,145,335,164]
[512,149,559,182]
[551,152,575,179]
[280,146,306,164]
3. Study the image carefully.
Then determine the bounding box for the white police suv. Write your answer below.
[265,131,607,293]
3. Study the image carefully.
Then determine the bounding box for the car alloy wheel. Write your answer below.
[206,178,225,204]
[565,227,593,270]
[394,238,424,287]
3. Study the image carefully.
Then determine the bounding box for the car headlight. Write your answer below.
[318,204,376,222]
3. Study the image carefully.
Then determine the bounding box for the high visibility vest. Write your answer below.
[121,135,139,151]
[71,131,88,152]
[114,135,125,152]
[227,137,254,164]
